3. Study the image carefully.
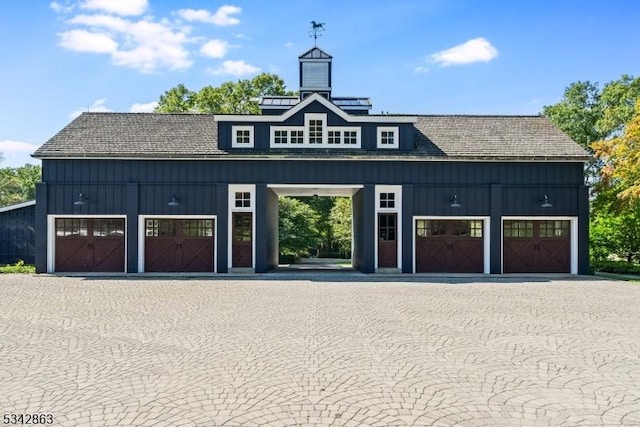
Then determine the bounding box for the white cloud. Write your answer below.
[62,14,193,72]
[130,101,158,113]
[0,140,39,154]
[201,39,228,58]
[68,98,113,119]
[58,29,118,53]
[50,1,74,13]
[285,42,294,48]
[177,5,241,26]
[207,60,260,76]
[430,37,498,66]
[80,0,148,16]
[414,65,429,74]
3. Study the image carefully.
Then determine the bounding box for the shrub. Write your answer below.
[0,260,36,274]
[591,260,640,275]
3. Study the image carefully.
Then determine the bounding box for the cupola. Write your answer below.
[299,47,332,100]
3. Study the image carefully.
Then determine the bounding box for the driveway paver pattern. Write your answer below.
[1,275,640,426]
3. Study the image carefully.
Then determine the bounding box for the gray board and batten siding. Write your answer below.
[0,201,36,265]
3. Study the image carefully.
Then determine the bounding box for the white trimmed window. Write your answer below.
[306,113,325,145]
[377,126,399,149]
[232,125,254,148]
[234,191,251,208]
[269,114,361,148]
[328,130,341,144]
[380,192,395,209]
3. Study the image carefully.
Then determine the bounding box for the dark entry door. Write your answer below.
[415,220,484,273]
[145,219,214,272]
[232,212,252,268]
[503,220,570,273]
[55,218,125,272]
[378,213,397,268]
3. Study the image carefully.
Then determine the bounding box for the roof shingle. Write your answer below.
[33,112,589,161]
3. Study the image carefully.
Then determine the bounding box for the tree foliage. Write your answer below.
[543,75,640,264]
[592,100,640,201]
[0,164,41,207]
[278,197,320,257]
[155,73,295,114]
[543,75,640,150]
[329,197,352,257]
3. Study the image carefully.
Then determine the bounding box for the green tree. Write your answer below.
[155,73,295,114]
[278,197,320,257]
[299,196,335,254]
[592,100,640,200]
[154,84,196,113]
[0,164,41,207]
[329,197,352,257]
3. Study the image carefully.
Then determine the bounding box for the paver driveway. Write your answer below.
[1,275,640,426]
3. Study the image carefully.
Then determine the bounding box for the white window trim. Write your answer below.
[375,185,402,271]
[232,125,254,148]
[271,126,305,145]
[228,184,256,270]
[47,214,128,274]
[501,216,578,275]
[137,215,217,273]
[377,126,399,149]
[305,113,326,145]
[412,216,491,275]
[269,114,361,148]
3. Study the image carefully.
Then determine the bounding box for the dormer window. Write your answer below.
[232,125,254,148]
[270,113,361,148]
[377,126,399,149]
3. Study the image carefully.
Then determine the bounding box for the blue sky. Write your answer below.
[0,0,639,167]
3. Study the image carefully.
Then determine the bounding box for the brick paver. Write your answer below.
[1,275,639,426]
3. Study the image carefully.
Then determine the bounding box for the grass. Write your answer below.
[0,260,35,274]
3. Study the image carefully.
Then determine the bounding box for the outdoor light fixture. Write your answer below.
[73,192,88,206]
[450,194,461,208]
[540,195,552,208]
[168,194,180,207]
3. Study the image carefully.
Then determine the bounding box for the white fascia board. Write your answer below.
[0,200,36,213]
[216,93,416,124]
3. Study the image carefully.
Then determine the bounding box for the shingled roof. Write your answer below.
[33,112,589,161]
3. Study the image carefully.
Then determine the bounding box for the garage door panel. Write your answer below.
[416,238,449,272]
[55,237,91,272]
[145,238,178,272]
[503,220,570,273]
[181,239,214,272]
[536,239,570,273]
[55,218,125,273]
[415,220,483,273]
[450,239,484,273]
[93,238,125,272]
[144,219,215,272]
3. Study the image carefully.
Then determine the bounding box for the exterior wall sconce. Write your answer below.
[540,195,552,208]
[450,194,461,208]
[73,193,88,206]
[168,194,180,207]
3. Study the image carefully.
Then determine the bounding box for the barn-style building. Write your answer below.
[32,47,590,275]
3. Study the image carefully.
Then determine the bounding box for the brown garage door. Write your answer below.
[55,218,125,272]
[145,219,214,272]
[503,220,570,273]
[416,220,484,273]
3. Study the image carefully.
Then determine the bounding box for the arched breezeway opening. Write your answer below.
[266,184,363,273]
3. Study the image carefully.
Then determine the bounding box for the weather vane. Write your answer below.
[309,21,325,46]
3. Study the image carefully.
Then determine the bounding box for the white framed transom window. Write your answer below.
[270,113,361,148]
[232,125,254,148]
[377,126,399,149]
